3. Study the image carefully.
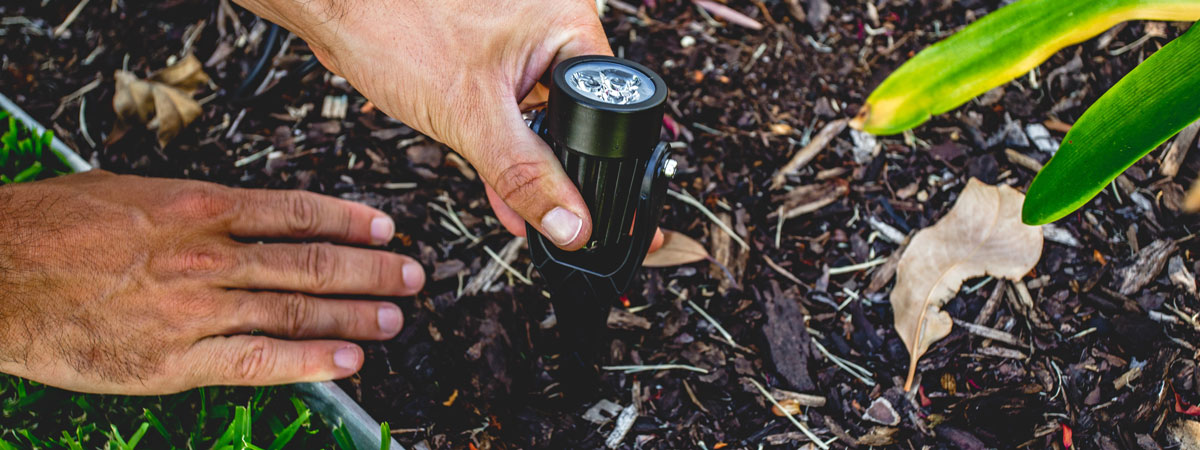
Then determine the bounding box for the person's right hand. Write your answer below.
[0,170,424,395]
[231,0,665,253]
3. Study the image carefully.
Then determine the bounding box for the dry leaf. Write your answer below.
[891,178,1043,391]
[111,53,210,147]
[642,230,710,268]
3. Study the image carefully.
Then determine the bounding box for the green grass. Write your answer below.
[0,374,354,449]
[0,111,73,184]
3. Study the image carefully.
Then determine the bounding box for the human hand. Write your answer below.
[0,171,423,395]
[233,0,664,252]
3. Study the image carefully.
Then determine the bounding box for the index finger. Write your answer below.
[226,188,395,246]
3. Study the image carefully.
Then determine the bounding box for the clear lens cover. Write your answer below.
[564,61,656,105]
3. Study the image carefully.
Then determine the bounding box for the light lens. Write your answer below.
[564,61,655,105]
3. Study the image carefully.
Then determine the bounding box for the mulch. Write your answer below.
[3,0,1199,448]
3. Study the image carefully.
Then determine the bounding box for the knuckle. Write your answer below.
[168,185,235,220]
[303,244,338,292]
[232,338,273,382]
[281,293,316,337]
[175,245,234,276]
[284,192,323,237]
[493,161,549,208]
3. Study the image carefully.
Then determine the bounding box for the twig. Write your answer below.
[745,378,829,449]
[688,299,737,348]
[682,380,711,414]
[828,258,886,275]
[54,0,91,37]
[769,118,847,189]
[951,318,1022,347]
[763,256,811,289]
[234,145,274,167]
[78,97,96,148]
[483,245,532,285]
[810,338,876,386]
[1165,303,1200,331]
[668,189,749,250]
[602,364,709,374]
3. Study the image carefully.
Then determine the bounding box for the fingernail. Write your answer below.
[334,346,360,370]
[370,217,394,245]
[540,207,583,246]
[402,262,424,288]
[377,305,402,335]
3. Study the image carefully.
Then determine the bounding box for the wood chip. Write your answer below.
[1004,148,1044,172]
[463,238,525,297]
[1168,255,1197,296]
[865,240,906,294]
[606,307,652,330]
[952,318,1020,347]
[771,180,849,219]
[976,346,1027,359]
[1161,119,1200,177]
[1114,239,1176,295]
[973,281,1007,325]
[604,404,638,449]
[762,281,816,391]
[770,118,847,189]
[769,387,827,407]
[862,397,899,426]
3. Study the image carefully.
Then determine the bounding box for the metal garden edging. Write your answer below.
[0,92,403,450]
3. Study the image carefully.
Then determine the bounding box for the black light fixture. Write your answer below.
[523,55,676,382]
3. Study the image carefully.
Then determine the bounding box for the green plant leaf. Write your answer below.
[13,162,43,183]
[380,422,391,450]
[143,408,171,443]
[332,422,356,450]
[267,407,312,450]
[1023,23,1200,224]
[851,0,1200,135]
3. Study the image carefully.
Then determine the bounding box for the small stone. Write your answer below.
[680,35,696,48]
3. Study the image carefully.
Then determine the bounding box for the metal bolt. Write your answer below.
[662,158,678,178]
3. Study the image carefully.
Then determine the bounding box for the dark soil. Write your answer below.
[4,0,1200,448]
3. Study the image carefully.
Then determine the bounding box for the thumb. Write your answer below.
[474,105,593,250]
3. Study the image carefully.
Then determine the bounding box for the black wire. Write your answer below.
[226,20,326,105]
[232,21,282,101]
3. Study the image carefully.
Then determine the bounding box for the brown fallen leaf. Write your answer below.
[110,53,210,147]
[642,229,710,268]
[891,178,1043,391]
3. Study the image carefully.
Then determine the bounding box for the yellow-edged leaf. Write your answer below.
[891,178,1043,391]
[852,0,1200,135]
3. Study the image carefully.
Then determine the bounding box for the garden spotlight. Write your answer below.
[524,55,675,370]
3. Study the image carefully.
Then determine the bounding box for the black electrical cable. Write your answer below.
[227,21,324,105]
[232,22,282,101]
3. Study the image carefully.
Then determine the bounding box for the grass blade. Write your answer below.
[851,0,1200,135]
[380,422,391,450]
[143,408,171,443]
[266,407,312,450]
[1023,23,1200,224]
[126,422,150,449]
[331,422,356,450]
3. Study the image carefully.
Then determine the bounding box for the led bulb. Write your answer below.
[564,61,656,105]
